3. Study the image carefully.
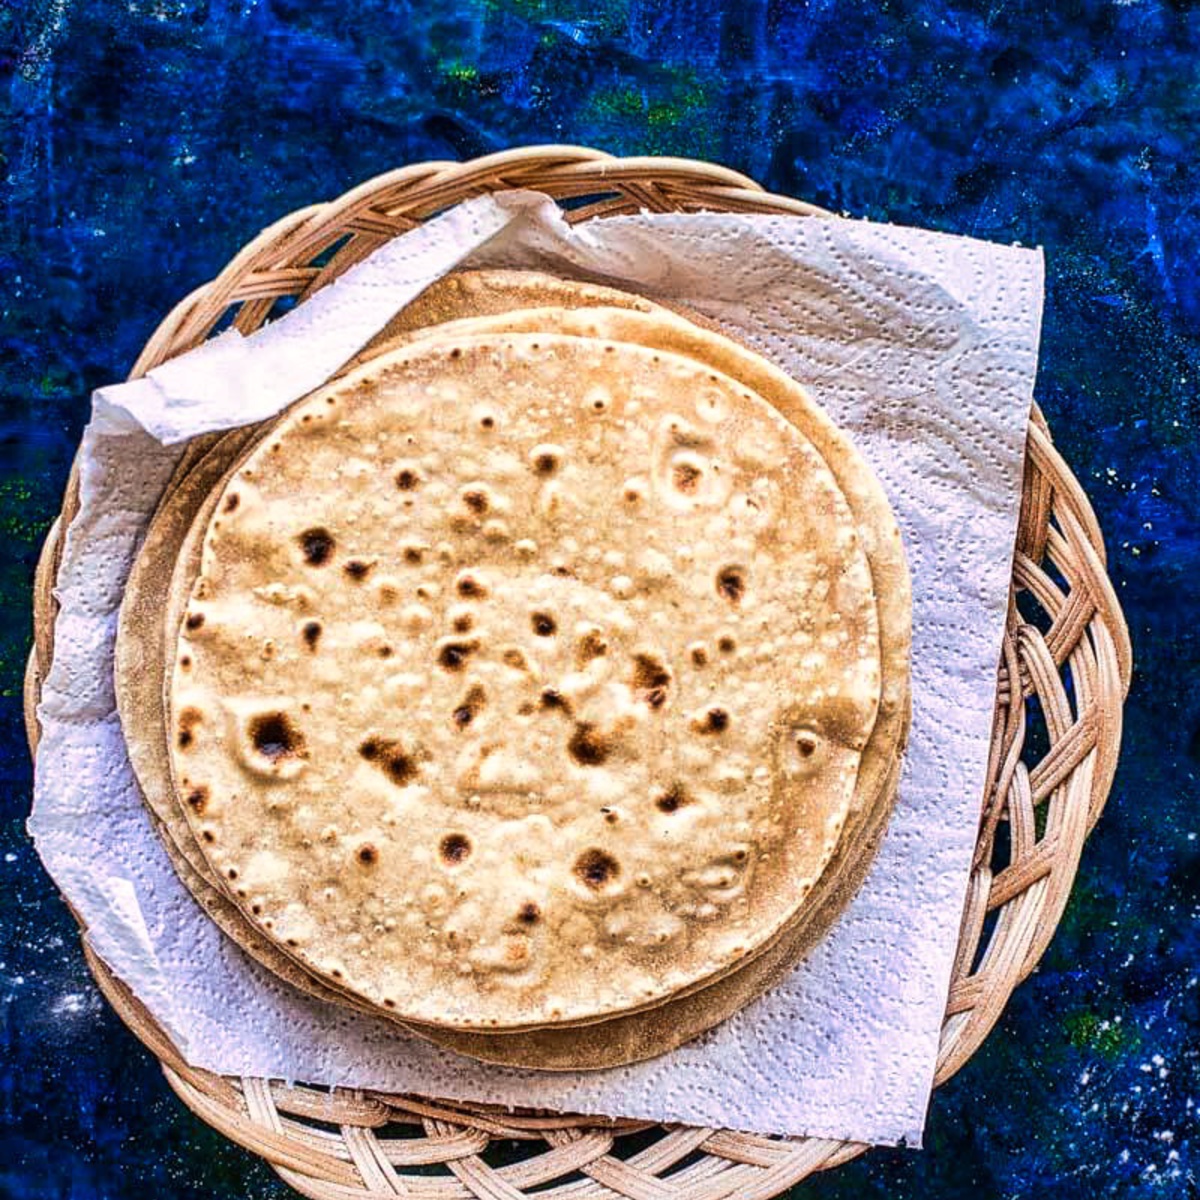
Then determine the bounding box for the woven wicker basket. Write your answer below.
[25,145,1132,1200]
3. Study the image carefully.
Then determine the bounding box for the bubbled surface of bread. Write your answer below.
[166,332,882,1029]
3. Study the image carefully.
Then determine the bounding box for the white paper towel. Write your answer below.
[30,190,1043,1145]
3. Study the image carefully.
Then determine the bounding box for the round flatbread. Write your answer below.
[129,404,906,1067]
[165,331,882,1031]
[119,269,910,1065]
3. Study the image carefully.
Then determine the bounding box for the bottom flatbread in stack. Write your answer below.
[116,270,911,1069]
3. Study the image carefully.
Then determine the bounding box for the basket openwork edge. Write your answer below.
[24,145,1132,1200]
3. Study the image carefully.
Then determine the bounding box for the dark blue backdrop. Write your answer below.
[2,2,1196,1197]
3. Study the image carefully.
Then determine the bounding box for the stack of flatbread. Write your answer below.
[115,271,912,1070]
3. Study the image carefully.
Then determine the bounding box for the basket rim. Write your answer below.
[24,143,1132,1200]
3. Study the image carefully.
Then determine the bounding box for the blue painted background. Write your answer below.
[2,1,1196,1196]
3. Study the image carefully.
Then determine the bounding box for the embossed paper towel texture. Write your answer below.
[30,192,1043,1145]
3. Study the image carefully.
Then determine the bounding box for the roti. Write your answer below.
[133,429,902,1060]
[164,331,882,1030]
[126,395,906,1067]
[124,406,905,1066]
[119,433,395,1017]
[120,273,664,891]
[117,269,910,1064]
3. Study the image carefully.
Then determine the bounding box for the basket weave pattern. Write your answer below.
[26,146,1132,1200]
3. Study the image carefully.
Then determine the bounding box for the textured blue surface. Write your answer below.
[1,1,1197,1196]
